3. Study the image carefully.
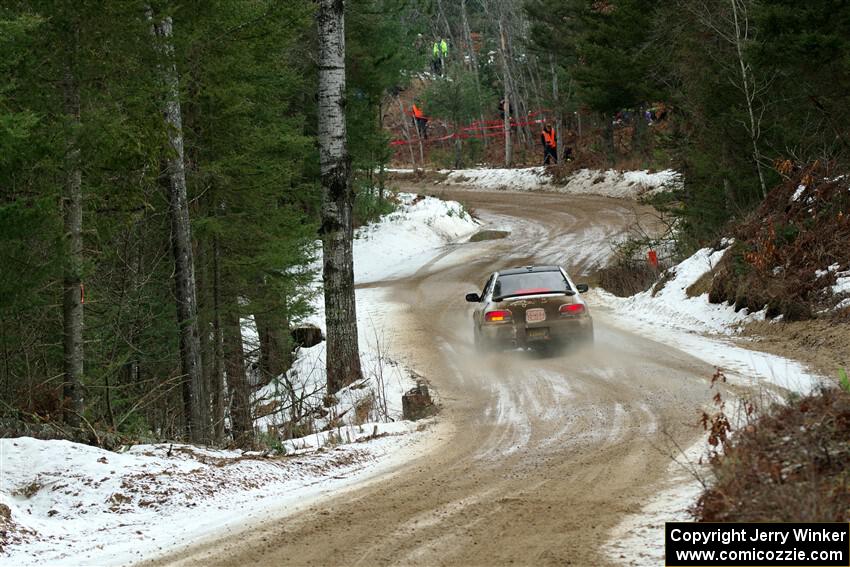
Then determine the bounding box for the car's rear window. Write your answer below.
[493,271,569,299]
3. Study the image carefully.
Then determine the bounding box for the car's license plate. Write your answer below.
[527,328,548,340]
[526,308,546,323]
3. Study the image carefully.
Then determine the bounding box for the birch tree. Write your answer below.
[317,0,363,394]
[149,7,210,443]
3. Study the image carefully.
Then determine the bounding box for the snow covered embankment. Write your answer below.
[592,243,823,395]
[439,166,681,199]
[0,193,479,567]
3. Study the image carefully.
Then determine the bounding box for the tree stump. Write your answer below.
[402,383,435,421]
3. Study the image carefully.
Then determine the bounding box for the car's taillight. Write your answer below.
[559,303,585,316]
[484,309,512,323]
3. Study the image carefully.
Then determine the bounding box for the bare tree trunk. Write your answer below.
[211,237,225,441]
[149,10,210,443]
[499,18,512,167]
[254,292,290,386]
[461,0,489,148]
[61,62,84,428]
[549,55,563,163]
[394,96,417,166]
[317,0,363,395]
[223,296,252,446]
[730,0,767,198]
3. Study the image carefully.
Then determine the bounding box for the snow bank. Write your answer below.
[254,342,416,440]
[593,244,823,395]
[602,245,760,336]
[354,193,479,283]
[561,168,682,199]
[440,166,681,199]
[442,166,552,192]
[0,432,424,566]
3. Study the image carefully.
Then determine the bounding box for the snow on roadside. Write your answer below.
[353,193,479,283]
[591,243,823,396]
[599,246,824,566]
[604,441,705,566]
[0,432,424,566]
[439,166,681,199]
[601,245,762,336]
[253,336,415,441]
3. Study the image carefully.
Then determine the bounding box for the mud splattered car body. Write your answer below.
[466,266,593,351]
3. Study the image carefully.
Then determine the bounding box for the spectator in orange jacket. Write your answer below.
[541,122,557,165]
[412,102,428,139]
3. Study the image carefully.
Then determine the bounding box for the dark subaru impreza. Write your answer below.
[465,265,594,351]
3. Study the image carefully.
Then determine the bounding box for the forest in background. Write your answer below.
[1,0,848,448]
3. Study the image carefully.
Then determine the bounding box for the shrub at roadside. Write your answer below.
[696,386,850,523]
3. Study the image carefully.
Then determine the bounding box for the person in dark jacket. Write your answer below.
[541,122,557,165]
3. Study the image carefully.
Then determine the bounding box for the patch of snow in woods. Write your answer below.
[812,263,850,309]
[253,338,415,441]
[831,273,850,295]
[440,166,681,198]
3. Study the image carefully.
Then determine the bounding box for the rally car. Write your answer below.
[465,265,593,351]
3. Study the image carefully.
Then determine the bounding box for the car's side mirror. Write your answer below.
[465,293,481,303]
[576,284,589,293]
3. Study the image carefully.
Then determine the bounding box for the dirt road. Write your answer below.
[151,189,716,566]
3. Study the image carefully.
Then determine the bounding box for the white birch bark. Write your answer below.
[149,9,210,442]
[317,0,363,394]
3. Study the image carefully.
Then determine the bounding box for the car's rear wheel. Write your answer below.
[474,326,493,353]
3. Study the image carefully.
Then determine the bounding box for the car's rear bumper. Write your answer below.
[481,317,593,348]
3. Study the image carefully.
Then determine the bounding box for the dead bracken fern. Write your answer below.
[695,381,850,523]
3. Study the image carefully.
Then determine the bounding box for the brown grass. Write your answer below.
[686,270,714,298]
[597,261,659,297]
[696,387,850,522]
